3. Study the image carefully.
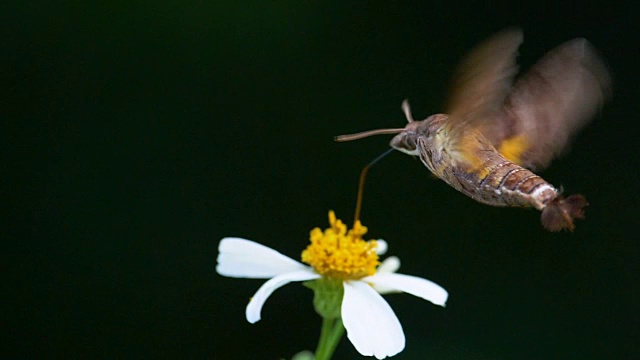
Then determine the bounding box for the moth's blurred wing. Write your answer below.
[443,29,523,170]
[445,28,523,132]
[490,38,612,170]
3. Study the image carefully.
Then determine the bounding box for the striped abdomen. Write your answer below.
[450,151,558,210]
[479,160,557,209]
[413,132,587,231]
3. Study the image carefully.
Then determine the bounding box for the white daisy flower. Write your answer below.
[216,211,448,359]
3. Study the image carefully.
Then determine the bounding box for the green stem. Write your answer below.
[324,319,345,359]
[314,317,345,360]
[314,317,332,360]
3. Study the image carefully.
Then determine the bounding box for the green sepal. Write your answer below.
[303,278,343,319]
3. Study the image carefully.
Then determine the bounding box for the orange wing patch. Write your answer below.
[497,135,529,165]
[450,131,492,179]
[462,150,491,178]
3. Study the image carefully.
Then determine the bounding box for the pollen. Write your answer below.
[301,211,380,280]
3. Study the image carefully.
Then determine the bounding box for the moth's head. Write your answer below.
[389,113,448,155]
[334,100,446,156]
[389,121,421,155]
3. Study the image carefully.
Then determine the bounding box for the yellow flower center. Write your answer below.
[301,210,379,280]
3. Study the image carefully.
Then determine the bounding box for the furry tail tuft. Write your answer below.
[540,195,588,232]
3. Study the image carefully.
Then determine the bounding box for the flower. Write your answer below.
[216,211,448,359]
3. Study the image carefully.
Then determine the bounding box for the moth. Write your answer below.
[337,29,611,231]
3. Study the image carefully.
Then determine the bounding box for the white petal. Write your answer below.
[378,256,400,273]
[342,281,404,359]
[372,257,402,294]
[246,269,320,324]
[217,237,309,278]
[364,272,448,307]
[375,239,388,255]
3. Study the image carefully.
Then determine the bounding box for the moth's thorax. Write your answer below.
[390,114,448,156]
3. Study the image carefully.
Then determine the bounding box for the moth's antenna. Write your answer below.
[354,148,395,224]
[335,99,413,142]
[335,128,405,142]
[401,99,414,123]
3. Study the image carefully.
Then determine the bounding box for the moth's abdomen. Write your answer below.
[496,166,557,209]
[467,156,557,209]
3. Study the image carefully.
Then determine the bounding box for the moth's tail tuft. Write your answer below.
[540,194,588,232]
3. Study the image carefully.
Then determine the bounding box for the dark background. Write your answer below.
[4,2,639,359]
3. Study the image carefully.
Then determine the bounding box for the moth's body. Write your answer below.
[337,28,611,231]
[392,114,558,211]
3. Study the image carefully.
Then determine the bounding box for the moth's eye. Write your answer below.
[405,136,417,151]
[390,133,417,152]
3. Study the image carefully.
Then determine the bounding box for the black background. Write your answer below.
[4,2,639,359]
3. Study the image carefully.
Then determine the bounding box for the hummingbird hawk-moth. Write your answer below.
[337,29,611,231]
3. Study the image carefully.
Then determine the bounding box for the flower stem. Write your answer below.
[314,317,345,360]
[326,318,345,358]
